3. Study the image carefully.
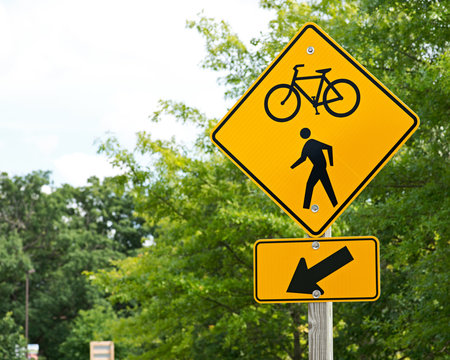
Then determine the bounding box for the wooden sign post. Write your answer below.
[308,227,332,360]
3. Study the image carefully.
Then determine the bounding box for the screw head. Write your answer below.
[311,204,319,213]
[307,46,315,54]
[312,241,320,250]
[312,290,321,298]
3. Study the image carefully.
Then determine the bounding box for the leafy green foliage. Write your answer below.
[93,1,449,359]
[188,2,450,357]
[0,312,26,359]
[2,0,446,359]
[0,172,148,359]
[98,126,304,358]
[58,303,131,359]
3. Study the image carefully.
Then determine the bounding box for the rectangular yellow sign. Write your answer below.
[254,237,380,303]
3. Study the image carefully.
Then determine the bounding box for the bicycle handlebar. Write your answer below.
[293,64,305,69]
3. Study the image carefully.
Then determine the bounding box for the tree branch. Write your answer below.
[196,294,236,314]
[219,240,252,270]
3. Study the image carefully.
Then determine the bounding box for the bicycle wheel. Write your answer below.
[264,84,301,122]
[323,79,360,117]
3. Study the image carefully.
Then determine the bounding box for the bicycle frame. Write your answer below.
[282,69,343,110]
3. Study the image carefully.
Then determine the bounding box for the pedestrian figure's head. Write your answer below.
[300,128,311,139]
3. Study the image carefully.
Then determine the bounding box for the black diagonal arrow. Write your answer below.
[287,246,354,295]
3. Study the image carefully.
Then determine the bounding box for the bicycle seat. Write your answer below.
[315,68,332,74]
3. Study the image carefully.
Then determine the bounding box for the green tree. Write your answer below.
[97,118,304,359]
[59,302,133,359]
[0,172,149,359]
[0,312,26,359]
[93,0,448,359]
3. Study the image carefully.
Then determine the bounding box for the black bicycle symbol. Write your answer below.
[264,65,360,122]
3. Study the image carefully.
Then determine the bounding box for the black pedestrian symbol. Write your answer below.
[291,128,338,209]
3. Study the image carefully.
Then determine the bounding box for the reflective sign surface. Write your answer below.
[254,237,380,303]
[211,23,419,237]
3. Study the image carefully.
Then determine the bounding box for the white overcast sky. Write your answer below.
[0,0,274,186]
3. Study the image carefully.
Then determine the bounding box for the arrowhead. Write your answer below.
[286,257,324,295]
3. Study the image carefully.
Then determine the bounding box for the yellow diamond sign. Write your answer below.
[210,23,419,237]
[254,237,380,303]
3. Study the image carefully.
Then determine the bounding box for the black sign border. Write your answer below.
[254,236,380,303]
[211,23,419,236]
